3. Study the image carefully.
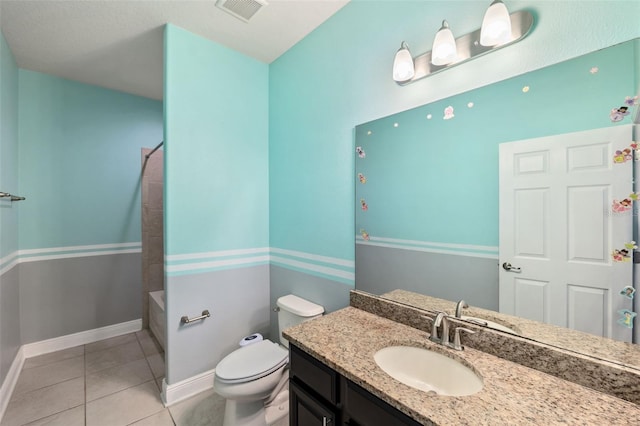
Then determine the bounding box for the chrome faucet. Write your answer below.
[455,299,468,318]
[428,312,443,343]
[428,312,450,346]
[426,312,475,351]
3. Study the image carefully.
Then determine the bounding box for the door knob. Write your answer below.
[502,262,522,272]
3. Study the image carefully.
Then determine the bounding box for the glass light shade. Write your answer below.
[480,0,512,46]
[431,21,458,66]
[392,42,415,82]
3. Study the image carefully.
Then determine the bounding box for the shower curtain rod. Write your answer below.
[145,141,164,159]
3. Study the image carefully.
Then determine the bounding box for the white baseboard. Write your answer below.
[162,369,216,407]
[22,319,142,358]
[0,347,25,422]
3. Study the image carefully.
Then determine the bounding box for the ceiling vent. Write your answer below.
[215,0,268,23]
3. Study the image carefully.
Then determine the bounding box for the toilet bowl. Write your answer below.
[214,340,289,426]
[213,294,324,426]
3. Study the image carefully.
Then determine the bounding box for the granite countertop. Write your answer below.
[283,307,640,425]
[381,289,640,370]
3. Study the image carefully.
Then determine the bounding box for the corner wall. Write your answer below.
[17,70,163,343]
[0,29,20,390]
[163,24,269,384]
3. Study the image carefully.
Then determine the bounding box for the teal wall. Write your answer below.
[18,70,163,250]
[12,70,161,358]
[163,25,269,384]
[0,31,19,260]
[269,0,640,282]
[0,28,21,389]
[1,47,162,390]
[164,25,269,259]
[355,41,638,250]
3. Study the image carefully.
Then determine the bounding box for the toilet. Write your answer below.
[214,294,324,426]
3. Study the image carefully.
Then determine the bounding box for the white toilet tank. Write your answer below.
[276,294,324,347]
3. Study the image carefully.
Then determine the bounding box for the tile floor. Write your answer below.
[1,330,226,426]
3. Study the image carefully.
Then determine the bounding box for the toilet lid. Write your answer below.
[216,340,288,383]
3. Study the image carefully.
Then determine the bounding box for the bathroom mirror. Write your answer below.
[354,39,640,369]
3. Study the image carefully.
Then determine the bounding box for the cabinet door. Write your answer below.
[290,379,337,426]
[343,379,423,426]
[290,344,338,404]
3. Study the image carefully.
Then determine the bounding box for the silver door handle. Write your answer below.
[502,262,522,273]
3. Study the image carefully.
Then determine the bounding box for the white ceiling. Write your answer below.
[0,0,349,100]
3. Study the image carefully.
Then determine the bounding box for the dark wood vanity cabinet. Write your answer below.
[290,380,338,426]
[289,344,423,426]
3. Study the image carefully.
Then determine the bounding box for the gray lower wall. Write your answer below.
[165,265,270,384]
[1,265,21,385]
[269,266,352,342]
[19,253,142,344]
[355,244,499,311]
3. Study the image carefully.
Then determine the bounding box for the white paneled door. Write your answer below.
[499,125,634,342]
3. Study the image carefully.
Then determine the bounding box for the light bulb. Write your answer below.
[480,0,512,46]
[431,21,458,66]
[393,42,415,83]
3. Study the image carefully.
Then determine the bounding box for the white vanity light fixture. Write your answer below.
[480,0,512,46]
[392,41,415,83]
[392,1,533,86]
[431,21,458,66]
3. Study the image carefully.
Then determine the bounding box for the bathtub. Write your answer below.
[149,290,165,350]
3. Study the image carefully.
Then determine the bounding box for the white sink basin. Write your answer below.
[374,346,483,396]
[461,316,519,334]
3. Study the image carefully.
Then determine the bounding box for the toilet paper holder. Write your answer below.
[181,310,211,324]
